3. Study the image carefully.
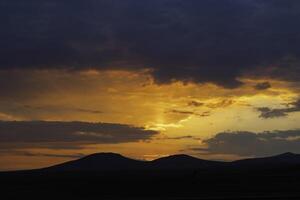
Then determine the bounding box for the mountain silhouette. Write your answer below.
[3,152,300,199]
[150,154,222,169]
[44,152,146,171]
[43,153,220,172]
[40,152,300,172]
[231,152,300,168]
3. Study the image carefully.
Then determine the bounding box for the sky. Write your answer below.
[1,0,300,170]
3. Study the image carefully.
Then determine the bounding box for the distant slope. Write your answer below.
[30,152,300,172]
[231,152,300,168]
[2,152,300,199]
[42,153,223,172]
[150,154,223,169]
[43,153,147,171]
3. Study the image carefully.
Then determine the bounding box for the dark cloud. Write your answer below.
[159,135,199,140]
[194,130,300,157]
[206,99,235,109]
[169,110,210,117]
[168,135,195,140]
[22,152,85,159]
[0,121,158,149]
[187,101,204,107]
[254,82,271,90]
[1,1,300,88]
[169,110,196,115]
[256,107,288,118]
[257,100,300,119]
[187,99,235,110]
[0,150,85,159]
[22,105,103,114]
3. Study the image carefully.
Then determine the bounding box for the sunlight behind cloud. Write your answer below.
[1,69,300,169]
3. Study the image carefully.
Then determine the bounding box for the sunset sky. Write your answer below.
[1,0,300,171]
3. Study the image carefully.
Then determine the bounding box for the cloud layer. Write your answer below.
[0,121,158,149]
[257,100,300,119]
[196,130,300,157]
[2,0,300,88]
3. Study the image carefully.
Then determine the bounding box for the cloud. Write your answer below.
[1,1,300,88]
[254,82,271,90]
[0,121,158,150]
[205,99,235,109]
[168,109,210,117]
[186,99,236,112]
[194,130,300,157]
[257,100,300,119]
[0,150,85,159]
[187,101,204,107]
[23,152,85,159]
[158,135,200,141]
[22,105,103,114]
[256,107,288,118]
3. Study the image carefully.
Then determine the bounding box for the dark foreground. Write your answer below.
[1,153,300,199]
[1,167,300,199]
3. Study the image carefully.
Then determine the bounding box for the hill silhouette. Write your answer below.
[44,152,146,171]
[43,153,222,172]
[149,154,223,169]
[2,152,300,199]
[231,152,300,168]
[38,152,300,172]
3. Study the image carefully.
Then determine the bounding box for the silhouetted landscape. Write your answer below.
[2,1,300,199]
[1,152,300,199]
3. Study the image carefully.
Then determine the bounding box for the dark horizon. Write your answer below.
[2,150,300,199]
[1,151,299,172]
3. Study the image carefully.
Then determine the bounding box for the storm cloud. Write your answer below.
[196,130,300,157]
[0,121,158,149]
[1,0,300,88]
